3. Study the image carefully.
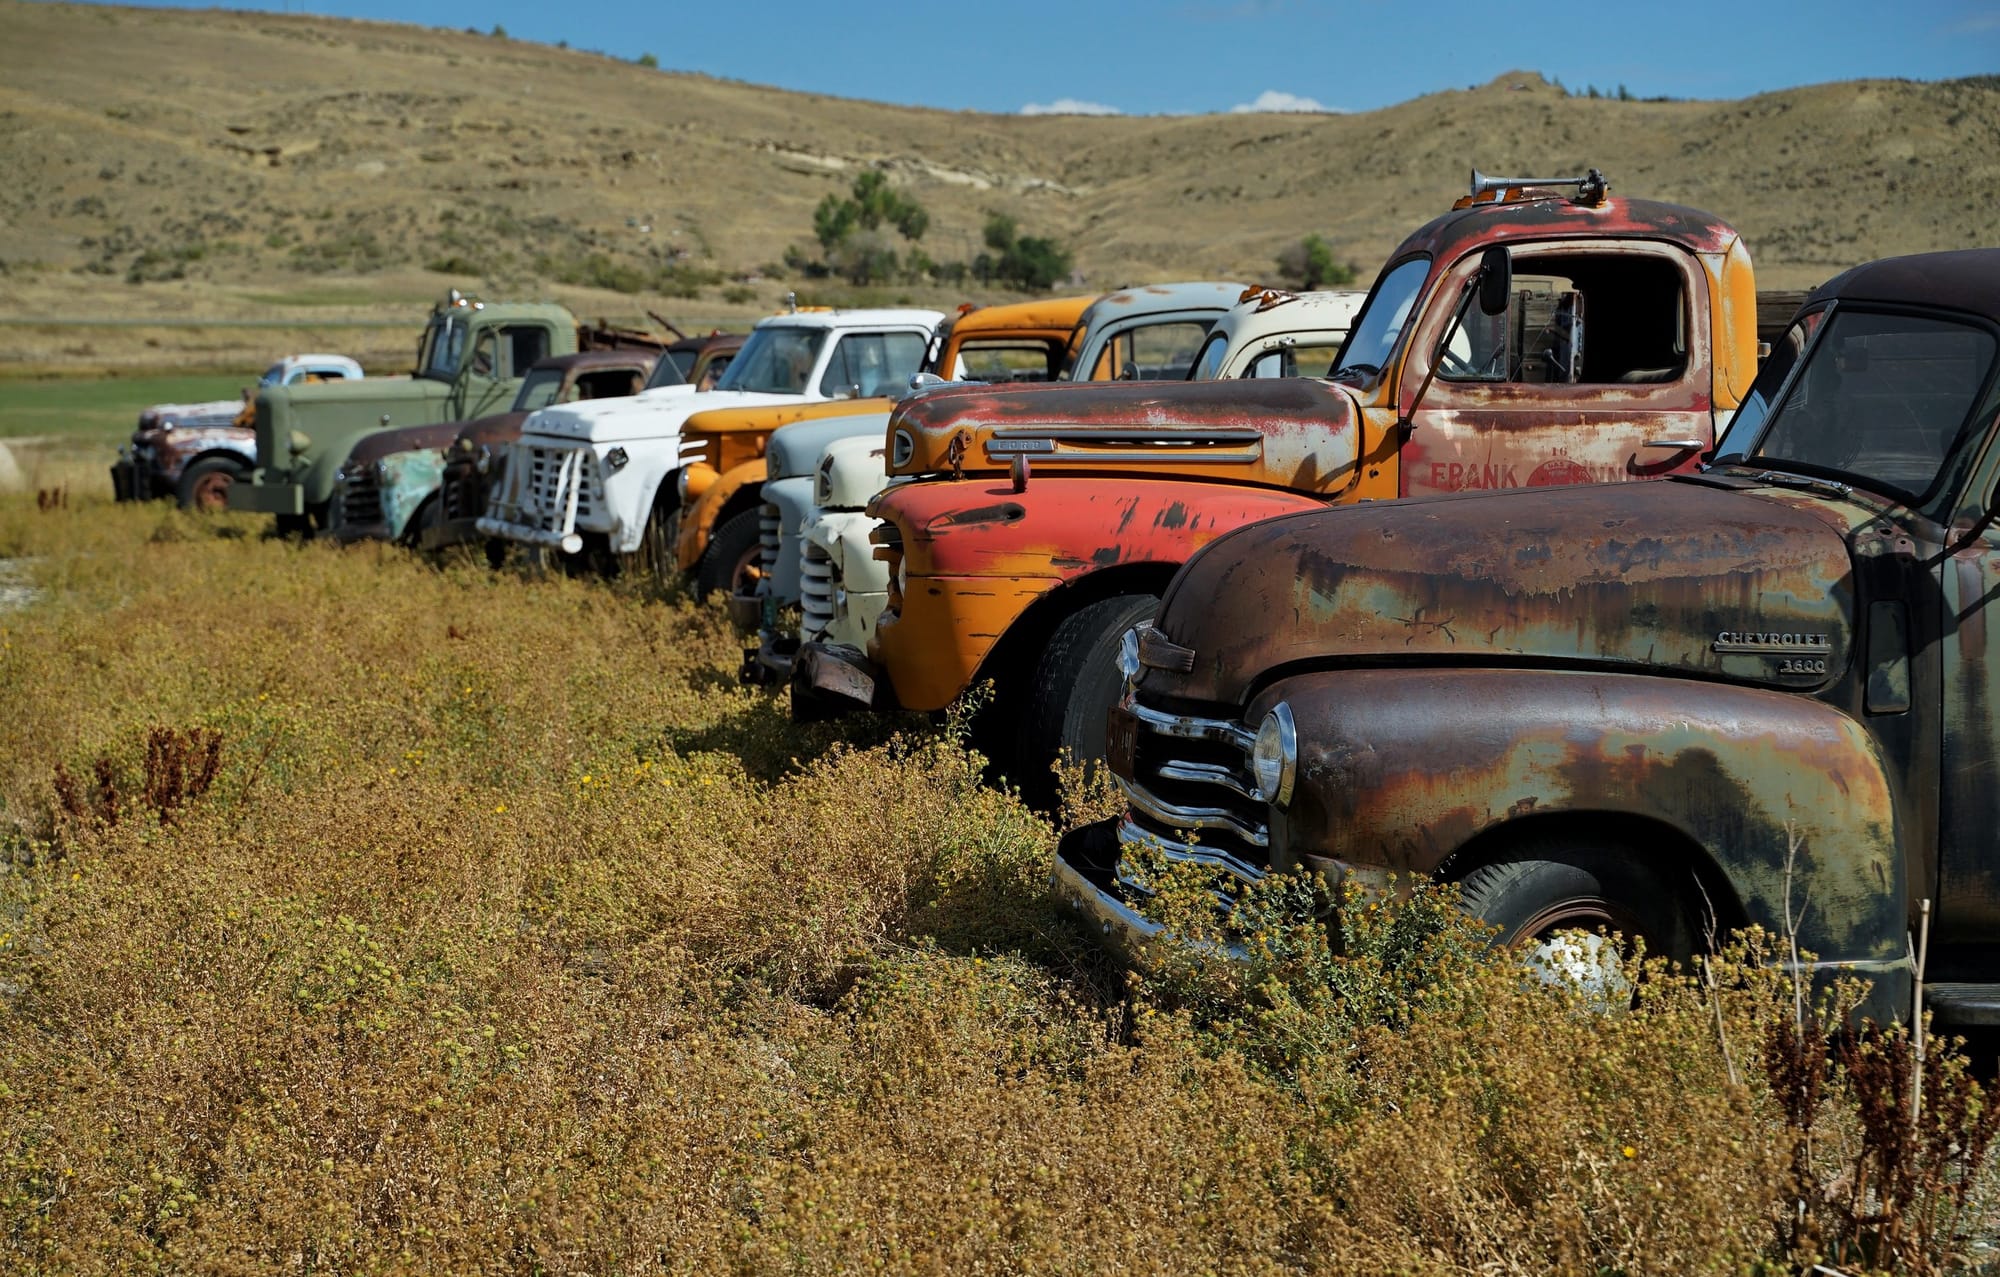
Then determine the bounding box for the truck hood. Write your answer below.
[886,377,1363,494]
[768,412,891,481]
[348,416,496,467]
[1149,478,1862,707]
[527,386,800,444]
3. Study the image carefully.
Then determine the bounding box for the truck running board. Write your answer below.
[1925,983,2000,1026]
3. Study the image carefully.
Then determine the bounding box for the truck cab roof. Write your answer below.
[1193,287,1368,380]
[1396,191,1745,266]
[1807,248,2000,324]
[750,307,947,331]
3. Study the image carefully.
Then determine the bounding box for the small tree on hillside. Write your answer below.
[976,213,1074,292]
[1276,233,1357,290]
[812,170,930,285]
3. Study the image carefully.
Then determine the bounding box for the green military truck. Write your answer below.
[228,291,666,533]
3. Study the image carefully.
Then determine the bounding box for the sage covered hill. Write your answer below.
[2,1,1998,329]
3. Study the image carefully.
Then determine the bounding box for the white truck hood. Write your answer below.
[525,387,810,445]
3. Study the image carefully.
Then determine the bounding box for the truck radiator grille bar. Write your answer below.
[338,478,383,530]
[800,541,836,641]
[477,442,604,550]
[759,503,782,578]
[1118,691,1270,878]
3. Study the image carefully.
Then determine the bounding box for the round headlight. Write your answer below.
[1251,703,1297,806]
[1117,627,1141,684]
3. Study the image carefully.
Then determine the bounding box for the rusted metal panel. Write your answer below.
[1395,194,1744,269]
[868,476,1324,711]
[1144,478,1867,708]
[1250,667,1909,970]
[886,378,1365,487]
[149,424,255,481]
[1393,237,1721,494]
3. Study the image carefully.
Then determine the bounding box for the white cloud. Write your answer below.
[1020,98,1123,116]
[1230,89,1336,113]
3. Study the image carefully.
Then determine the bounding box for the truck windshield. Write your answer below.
[1331,256,1430,383]
[714,327,827,395]
[512,368,567,413]
[257,362,286,388]
[419,315,467,381]
[1713,307,1998,506]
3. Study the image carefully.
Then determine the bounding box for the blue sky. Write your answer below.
[109,0,2000,115]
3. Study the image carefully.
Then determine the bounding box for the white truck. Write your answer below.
[477,307,943,564]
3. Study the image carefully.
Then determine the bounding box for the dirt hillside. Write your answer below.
[2,2,1998,372]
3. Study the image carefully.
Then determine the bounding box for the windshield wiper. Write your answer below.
[1332,362,1378,381]
[1749,469,1854,500]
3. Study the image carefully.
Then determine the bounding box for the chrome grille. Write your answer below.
[441,463,485,522]
[338,476,384,529]
[758,502,781,577]
[1117,693,1270,883]
[513,444,602,537]
[800,540,836,640]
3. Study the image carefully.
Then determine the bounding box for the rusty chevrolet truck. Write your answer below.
[805,171,1761,801]
[1062,247,2000,1026]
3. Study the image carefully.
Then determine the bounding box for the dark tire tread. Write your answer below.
[1018,593,1157,806]
[1455,832,1698,965]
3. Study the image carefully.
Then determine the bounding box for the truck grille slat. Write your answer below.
[483,442,604,544]
[800,542,836,639]
[759,504,782,575]
[1119,692,1270,877]
[339,478,384,529]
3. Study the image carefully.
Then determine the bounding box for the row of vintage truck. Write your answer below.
[122,169,2000,1024]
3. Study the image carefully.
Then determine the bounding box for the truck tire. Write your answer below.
[402,494,442,549]
[176,457,247,512]
[1455,835,1699,970]
[1019,593,1158,805]
[694,509,762,602]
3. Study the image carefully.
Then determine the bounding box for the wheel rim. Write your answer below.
[728,540,763,596]
[190,470,233,512]
[1514,896,1647,1001]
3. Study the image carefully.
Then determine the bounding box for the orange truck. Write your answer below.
[672,295,1098,598]
[799,171,1764,802]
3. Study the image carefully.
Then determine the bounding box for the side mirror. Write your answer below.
[1478,246,1512,317]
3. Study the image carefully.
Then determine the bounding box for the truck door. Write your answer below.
[1400,242,1714,497]
[1884,317,2000,945]
[456,324,545,420]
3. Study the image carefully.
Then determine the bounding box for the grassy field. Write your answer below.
[0,374,242,443]
[1,486,1996,1272]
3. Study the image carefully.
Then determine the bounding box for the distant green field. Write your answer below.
[0,375,243,444]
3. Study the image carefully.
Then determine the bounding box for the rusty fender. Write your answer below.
[871,476,1324,711]
[1254,666,1911,977]
[153,425,255,483]
[677,458,766,571]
